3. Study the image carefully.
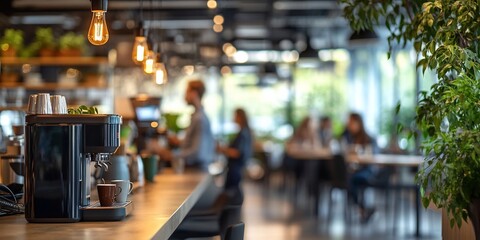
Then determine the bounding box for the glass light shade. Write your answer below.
[155,62,168,85]
[143,50,156,74]
[132,36,149,64]
[88,11,109,45]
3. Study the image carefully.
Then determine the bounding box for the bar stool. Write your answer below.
[169,192,243,240]
[225,222,245,240]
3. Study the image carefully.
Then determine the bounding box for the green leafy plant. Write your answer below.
[59,32,85,50]
[163,113,182,133]
[33,27,56,50]
[0,28,24,51]
[340,0,480,228]
[68,105,99,114]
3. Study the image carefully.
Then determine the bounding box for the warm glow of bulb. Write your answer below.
[220,66,232,75]
[155,63,168,85]
[150,121,159,128]
[213,24,223,33]
[223,43,237,57]
[132,36,148,64]
[213,15,224,25]
[183,65,195,75]
[143,51,156,74]
[88,11,109,45]
[207,0,217,9]
[137,46,144,60]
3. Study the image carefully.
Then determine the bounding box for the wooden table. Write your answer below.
[296,153,425,236]
[0,169,212,240]
[348,153,424,237]
[347,153,424,166]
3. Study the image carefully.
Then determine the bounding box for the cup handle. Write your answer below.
[115,186,122,197]
[128,182,134,194]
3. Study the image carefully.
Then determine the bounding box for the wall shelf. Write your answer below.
[0,57,110,66]
[0,82,108,90]
[0,57,114,113]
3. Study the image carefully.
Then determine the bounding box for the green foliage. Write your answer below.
[341,0,480,228]
[59,32,85,50]
[163,113,182,133]
[381,103,417,152]
[19,27,57,58]
[33,27,56,50]
[68,105,99,114]
[0,28,24,50]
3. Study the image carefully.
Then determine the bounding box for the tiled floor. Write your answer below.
[242,175,442,240]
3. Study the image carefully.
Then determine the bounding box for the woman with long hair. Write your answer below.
[217,108,253,204]
[341,112,377,223]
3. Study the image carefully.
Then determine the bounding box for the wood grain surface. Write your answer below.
[0,169,212,240]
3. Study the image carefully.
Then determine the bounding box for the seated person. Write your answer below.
[341,112,378,222]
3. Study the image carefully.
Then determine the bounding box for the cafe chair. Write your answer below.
[170,193,243,240]
[361,166,395,222]
[225,222,245,240]
[327,154,352,223]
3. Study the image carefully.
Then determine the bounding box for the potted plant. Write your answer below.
[340,0,480,237]
[58,32,85,57]
[33,27,56,57]
[0,29,23,57]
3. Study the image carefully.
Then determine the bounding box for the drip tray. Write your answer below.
[81,201,133,221]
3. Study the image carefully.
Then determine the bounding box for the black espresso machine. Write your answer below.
[24,114,129,223]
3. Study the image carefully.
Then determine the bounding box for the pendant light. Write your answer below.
[299,34,318,59]
[155,61,168,84]
[132,23,149,64]
[143,0,156,74]
[88,0,109,45]
[348,29,379,46]
[132,0,149,64]
[154,42,168,84]
[143,48,156,74]
[153,0,168,84]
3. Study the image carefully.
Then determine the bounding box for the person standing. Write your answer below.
[152,80,215,171]
[217,108,253,204]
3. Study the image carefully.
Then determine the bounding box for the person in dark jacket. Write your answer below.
[217,108,253,204]
[341,113,378,223]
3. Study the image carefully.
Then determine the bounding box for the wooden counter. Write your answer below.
[0,169,212,240]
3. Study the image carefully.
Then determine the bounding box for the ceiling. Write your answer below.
[0,0,355,65]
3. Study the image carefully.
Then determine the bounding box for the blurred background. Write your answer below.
[0,1,443,239]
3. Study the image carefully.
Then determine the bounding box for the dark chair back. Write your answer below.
[225,222,245,240]
[328,154,349,189]
[212,192,230,214]
[368,166,395,187]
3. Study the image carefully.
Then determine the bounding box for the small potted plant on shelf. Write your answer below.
[32,27,57,57]
[58,32,85,57]
[0,29,23,57]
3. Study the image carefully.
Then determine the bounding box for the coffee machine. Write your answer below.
[24,114,123,223]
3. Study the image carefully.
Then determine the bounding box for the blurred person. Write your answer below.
[318,116,333,147]
[217,108,253,204]
[284,117,330,200]
[341,112,378,222]
[286,117,320,158]
[149,79,215,171]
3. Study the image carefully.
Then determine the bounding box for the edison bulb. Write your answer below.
[88,11,109,45]
[155,63,168,85]
[143,51,156,74]
[132,36,149,64]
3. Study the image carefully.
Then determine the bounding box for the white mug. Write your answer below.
[110,180,133,203]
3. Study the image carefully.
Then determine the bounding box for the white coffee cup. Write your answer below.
[110,180,133,203]
[35,93,52,114]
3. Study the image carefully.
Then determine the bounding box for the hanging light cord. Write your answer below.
[140,0,144,23]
